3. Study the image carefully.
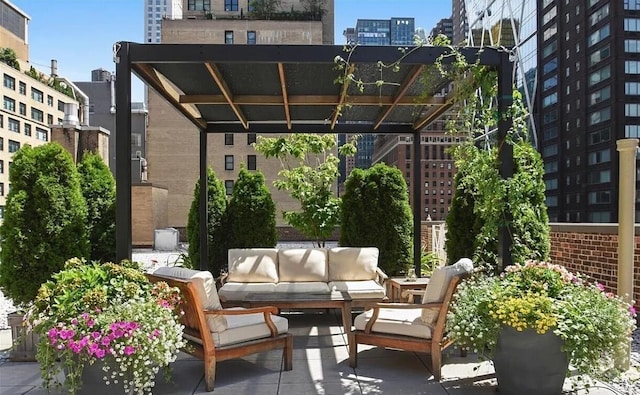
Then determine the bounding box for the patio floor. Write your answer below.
[0,310,628,394]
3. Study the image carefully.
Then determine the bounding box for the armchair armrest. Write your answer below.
[376,267,388,285]
[217,272,229,285]
[401,289,424,303]
[204,306,280,336]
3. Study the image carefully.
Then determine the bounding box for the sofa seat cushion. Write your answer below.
[183,308,289,347]
[329,280,386,299]
[354,308,432,339]
[278,248,328,282]
[152,266,227,332]
[328,247,379,281]
[218,282,277,302]
[228,248,279,283]
[274,282,331,293]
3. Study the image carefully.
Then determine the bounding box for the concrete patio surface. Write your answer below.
[0,309,628,395]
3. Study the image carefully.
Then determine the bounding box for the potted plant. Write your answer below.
[446,260,637,395]
[25,258,185,394]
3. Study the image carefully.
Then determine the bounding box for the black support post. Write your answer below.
[497,53,514,272]
[115,42,132,262]
[413,131,422,276]
[199,131,209,271]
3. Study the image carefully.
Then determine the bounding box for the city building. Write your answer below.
[75,69,148,179]
[537,0,640,222]
[0,0,91,220]
[145,0,335,231]
[351,17,415,46]
[144,0,183,43]
[430,17,453,42]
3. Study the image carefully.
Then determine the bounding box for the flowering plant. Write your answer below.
[26,258,185,394]
[446,261,637,380]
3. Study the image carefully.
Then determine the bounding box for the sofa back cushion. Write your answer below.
[227,248,279,283]
[152,266,228,332]
[420,258,474,324]
[328,247,379,281]
[278,248,328,282]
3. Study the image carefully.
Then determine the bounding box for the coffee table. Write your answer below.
[388,277,430,302]
[243,292,354,334]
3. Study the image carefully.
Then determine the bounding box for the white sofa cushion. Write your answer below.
[183,307,289,347]
[354,308,432,339]
[328,247,379,281]
[228,248,279,283]
[152,266,227,332]
[329,280,386,299]
[421,258,474,324]
[218,282,277,302]
[274,282,331,293]
[278,248,328,282]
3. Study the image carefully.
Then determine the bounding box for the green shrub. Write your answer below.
[226,168,277,248]
[0,143,88,306]
[77,151,116,262]
[340,163,412,275]
[186,167,227,274]
[445,170,482,263]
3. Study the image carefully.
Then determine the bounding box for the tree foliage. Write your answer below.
[77,151,116,262]
[300,0,327,18]
[254,133,356,247]
[0,143,88,306]
[225,168,277,248]
[445,170,482,263]
[249,0,282,18]
[0,47,20,70]
[340,163,413,275]
[186,167,228,275]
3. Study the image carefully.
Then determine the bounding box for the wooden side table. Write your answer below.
[388,277,430,302]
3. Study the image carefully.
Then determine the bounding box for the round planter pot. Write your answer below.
[64,360,135,395]
[493,326,568,395]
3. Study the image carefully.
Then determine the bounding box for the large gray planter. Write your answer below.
[8,312,38,361]
[493,326,569,395]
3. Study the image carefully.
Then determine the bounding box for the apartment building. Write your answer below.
[145,0,335,230]
[0,0,84,220]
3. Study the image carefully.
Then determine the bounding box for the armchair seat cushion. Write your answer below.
[354,308,432,339]
[329,280,386,299]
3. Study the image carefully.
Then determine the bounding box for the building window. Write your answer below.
[187,0,210,11]
[588,211,611,222]
[247,31,256,44]
[626,61,640,74]
[0,137,3,150]
[248,155,256,170]
[624,18,640,32]
[0,183,3,196]
[625,103,640,117]
[47,95,53,107]
[18,81,26,95]
[543,58,557,74]
[36,127,48,141]
[225,133,234,145]
[3,74,15,90]
[543,75,558,91]
[225,180,234,195]
[58,100,65,111]
[8,140,20,153]
[18,102,26,115]
[589,86,610,105]
[543,23,557,41]
[589,4,609,26]
[624,82,640,95]
[247,133,256,145]
[542,144,559,157]
[31,88,43,103]
[47,114,53,125]
[588,24,609,46]
[588,169,611,184]
[225,31,234,44]
[3,96,15,112]
[31,108,44,122]
[225,155,234,170]
[589,107,611,125]
[224,0,238,11]
[543,92,558,107]
[545,178,558,190]
[7,118,19,133]
[543,6,557,25]
[589,65,610,86]
[625,0,640,10]
[588,149,611,165]
[589,190,611,204]
[24,123,31,136]
[626,125,640,137]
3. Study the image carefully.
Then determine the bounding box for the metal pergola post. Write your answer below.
[199,131,208,270]
[115,42,132,262]
[413,130,422,276]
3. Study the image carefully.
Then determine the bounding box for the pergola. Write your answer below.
[114,42,514,273]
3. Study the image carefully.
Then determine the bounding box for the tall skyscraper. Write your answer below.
[350,18,415,46]
[145,0,335,230]
[144,0,183,43]
[537,0,639,222]
[430,17,454,42]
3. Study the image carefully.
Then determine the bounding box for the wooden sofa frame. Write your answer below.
[147,274,293,392]
[348,274,467,381]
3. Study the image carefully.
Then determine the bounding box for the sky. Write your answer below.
[10,0,452,102]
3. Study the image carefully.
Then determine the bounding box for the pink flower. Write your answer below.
[94,348,106,359]
[86,319,95,328]
[123,346,135,356]
[59,329,75,340]
[47,328,58,339]
[596,283,605,292]
[630,305,637,317]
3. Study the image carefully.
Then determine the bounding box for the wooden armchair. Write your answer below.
[147,268,293,392]
[348,258,473,381]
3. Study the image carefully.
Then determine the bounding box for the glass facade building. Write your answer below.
[354,18,415,46]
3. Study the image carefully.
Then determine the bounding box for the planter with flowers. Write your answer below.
[26,258,185,394]
[446,260,637,395]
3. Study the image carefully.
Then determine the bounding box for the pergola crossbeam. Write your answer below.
[204,62,249,130]
[373,65,425,130]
